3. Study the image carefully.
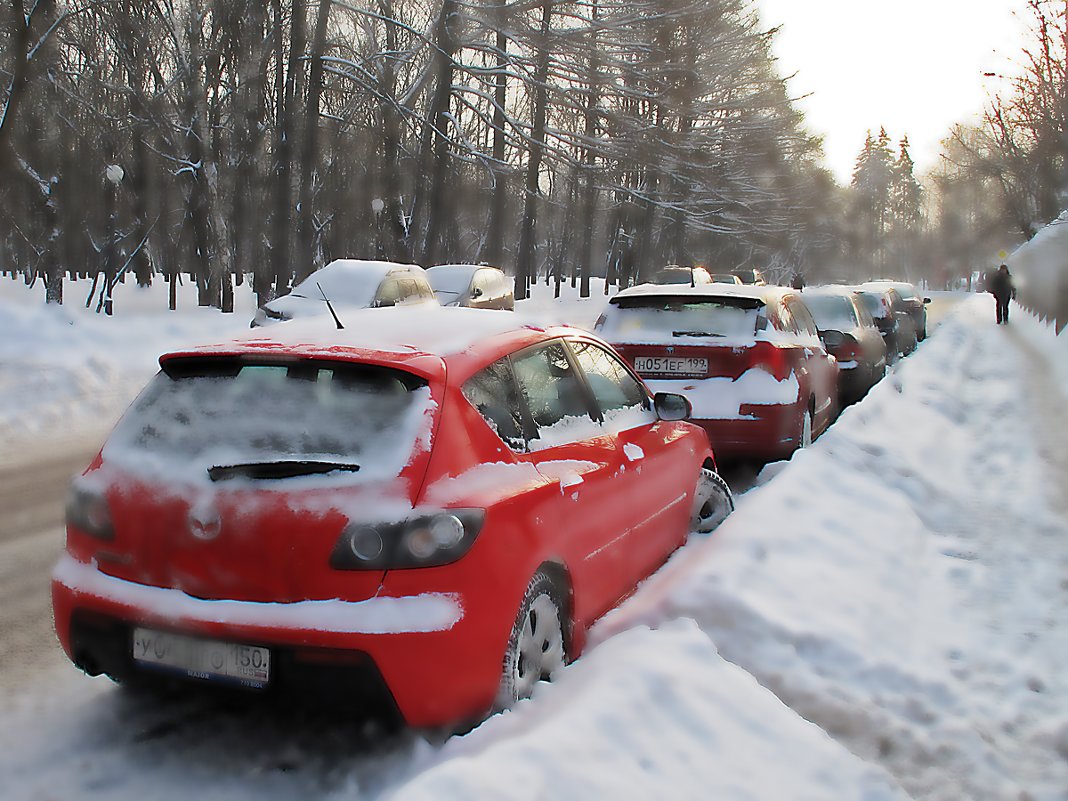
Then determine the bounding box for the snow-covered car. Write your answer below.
[802,287,887,405]
[52,307,731,727]
[852,286,918,358]
[595,284,838,462]
[860,280,931,340]
[250,259,436,327]
[425,264,514,310]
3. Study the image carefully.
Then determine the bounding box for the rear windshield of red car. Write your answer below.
[601,296,765,342]
[103,357,434,484]
[802,294,859,330]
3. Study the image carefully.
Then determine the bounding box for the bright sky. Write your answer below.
[755,0,1032,185]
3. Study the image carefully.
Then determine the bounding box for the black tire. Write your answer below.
[691,467,734,533]
[496,571,567,710]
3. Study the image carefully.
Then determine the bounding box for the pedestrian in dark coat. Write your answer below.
[988,264,1015,324]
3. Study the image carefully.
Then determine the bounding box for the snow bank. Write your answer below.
[387,622,907,801]
[1010,212,1068,331]
[591,296,1068,801]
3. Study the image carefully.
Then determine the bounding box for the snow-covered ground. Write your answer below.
[1,274,1066,800]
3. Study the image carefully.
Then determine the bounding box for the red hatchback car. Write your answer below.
[52,307,730,727]
[596,284,838,462]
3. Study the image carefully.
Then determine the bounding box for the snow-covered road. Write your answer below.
[1,284,1065,800]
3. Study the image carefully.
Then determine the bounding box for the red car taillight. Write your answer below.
[65,481,113,541]
[329,510,485,570]
[744,342,790,381]
[821,331,861,361]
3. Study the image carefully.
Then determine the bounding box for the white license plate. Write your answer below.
[633,355,708,376]
[132,627,270,688]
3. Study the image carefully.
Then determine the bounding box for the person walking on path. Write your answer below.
[989,264,1016,325]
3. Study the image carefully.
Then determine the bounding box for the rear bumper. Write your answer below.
[689,404,802,462]
[52,555,498,728]
[838,361,881,402]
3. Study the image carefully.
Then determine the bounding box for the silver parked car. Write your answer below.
[425,264,515,310]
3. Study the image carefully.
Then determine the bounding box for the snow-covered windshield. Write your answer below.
[425,267,475,298]
[600,297,763,342]
[291,265,382,305]
[802,295,858,330]
[104,358,433,483]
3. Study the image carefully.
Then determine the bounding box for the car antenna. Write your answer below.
[316,282,345,330]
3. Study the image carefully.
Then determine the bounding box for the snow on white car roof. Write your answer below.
[167,306,552,365]
[611,282,791,304]
[288,259,424,305]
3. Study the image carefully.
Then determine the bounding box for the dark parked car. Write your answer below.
[852,286,918,359]
[251,260,435,327]
[711,273,744,285]
[426,264,515,310]
[802,287,887,404]
[649,265,713,286]
[730,268,767,286]
[860,281,931,340]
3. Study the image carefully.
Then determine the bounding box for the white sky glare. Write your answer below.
[755,0,1031,185]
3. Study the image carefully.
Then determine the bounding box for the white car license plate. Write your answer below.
[132,627,270,688]
[633,355,708,376]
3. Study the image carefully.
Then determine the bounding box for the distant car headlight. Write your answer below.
[331,510,484,570]
[65,481,114,540]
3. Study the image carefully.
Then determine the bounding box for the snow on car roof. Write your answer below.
[611,282,791,304]
[162,306,555,372]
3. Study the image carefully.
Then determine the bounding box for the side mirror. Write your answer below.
[923,297,932,304]
[654,392,692,421]
[818,329,846,348]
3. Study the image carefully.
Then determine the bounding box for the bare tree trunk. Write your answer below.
[294,0,332,281]
[482,0,510,267]
[514,0,553,301]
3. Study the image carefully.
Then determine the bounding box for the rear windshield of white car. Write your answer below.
[802,295,858,330]
[600,296,765,342]
[104,357,434,484]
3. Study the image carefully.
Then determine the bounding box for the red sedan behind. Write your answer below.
[52,307,729,727]
[597,284,838,463]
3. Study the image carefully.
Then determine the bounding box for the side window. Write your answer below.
[853,299,875,328]
[417,278,435,300]
[397,278,420,302]
[775,302,799,334]
[462,358,527,450]
[473,270,495,299]
[375,279,401,307]
[569,341,649,417]
[787,298,819,336]
[511,342,595,439]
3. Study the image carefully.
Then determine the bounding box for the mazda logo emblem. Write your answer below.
[188,501,222,541]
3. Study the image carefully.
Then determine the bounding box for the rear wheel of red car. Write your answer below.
[496,572,566,710]
[691,467,734,533]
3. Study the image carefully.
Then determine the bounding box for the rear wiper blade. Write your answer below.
[208,461,361,482]
[672,330,721,338]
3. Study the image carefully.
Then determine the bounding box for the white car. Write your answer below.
[251,260,437,327]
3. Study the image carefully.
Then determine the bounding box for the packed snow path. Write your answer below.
[0,293,1065,801]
